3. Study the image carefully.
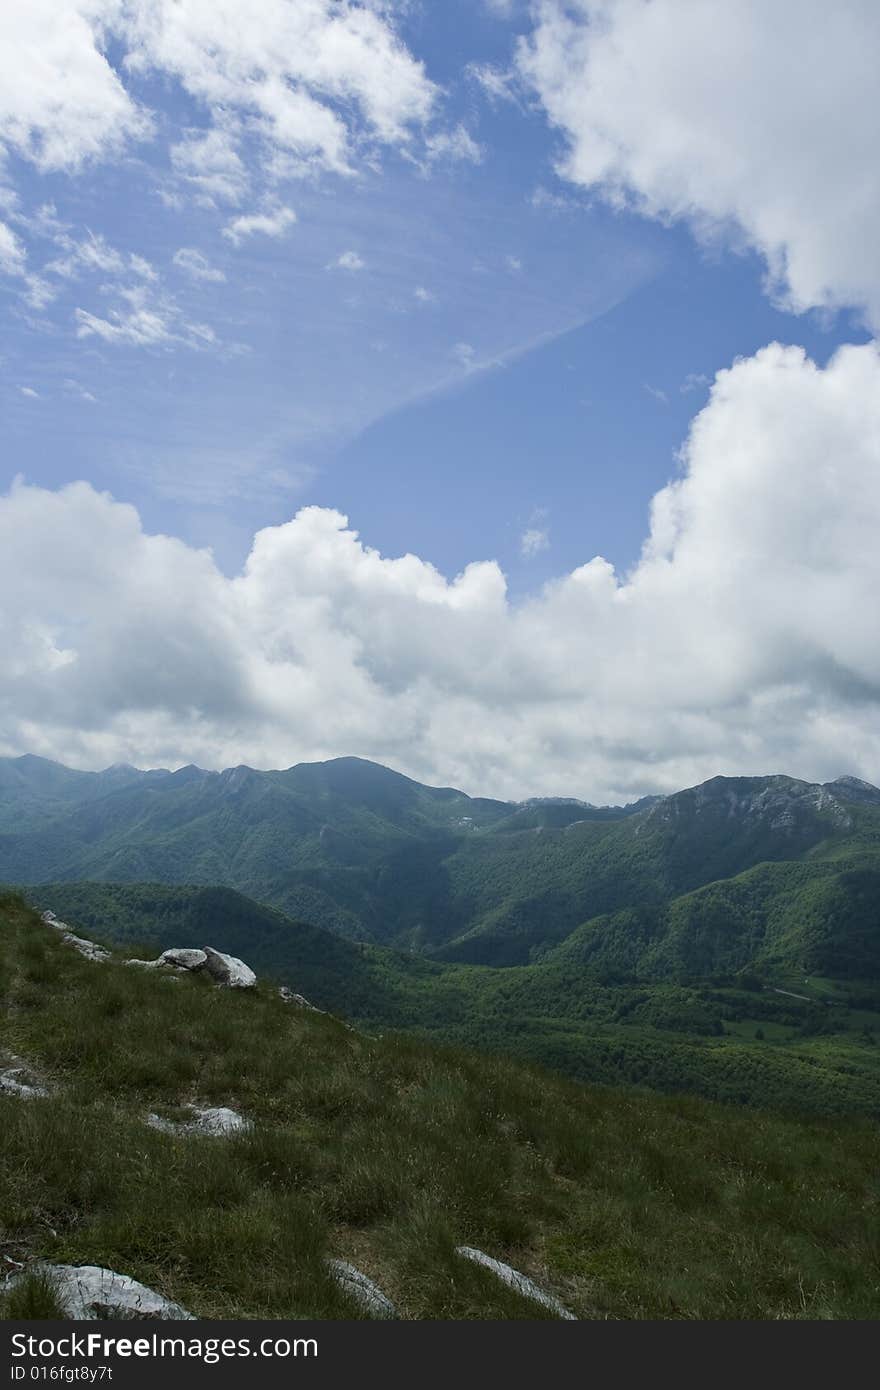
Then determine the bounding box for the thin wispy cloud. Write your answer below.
[173,248,226,283]
[520,525,549,558]
[328,251,365,272]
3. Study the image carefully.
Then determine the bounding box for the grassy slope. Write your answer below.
[26,881,880,1120]
[1,894,879,1321]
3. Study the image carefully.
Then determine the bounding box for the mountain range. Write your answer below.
[2,754,879,967]
[2,753,879,1117]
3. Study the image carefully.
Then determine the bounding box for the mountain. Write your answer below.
[2,756,878,968]
[2,892,878,1321]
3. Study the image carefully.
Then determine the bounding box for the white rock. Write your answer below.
[40,911,109,961]
[62,934,111,962]
[124,958,161,968]
[9,1264,194,1320]
[0,1068,48,1100]
[279,986,325,1013]
[455,1247,576,1320]
[328,1260,397,1319]
[190,1106,250,1135]
[146,1104,250,1137]
[202,947,256,989]
[158,948,207,971]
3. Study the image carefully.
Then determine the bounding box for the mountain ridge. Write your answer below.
[1,756,878,963]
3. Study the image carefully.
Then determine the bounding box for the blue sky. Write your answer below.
[1,1,879,798]
[3,0,866,584]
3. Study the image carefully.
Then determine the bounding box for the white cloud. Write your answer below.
[173,247,226,283]
[170,126,248,205]
[22,276,56,310]
[75,283,217,351]
[3,340,880,800]
[223,206,297,246]
[18,386,39,399]
[0,220,27,276]
[63,379,97,403]
[129,254,158,282]
[520,526,549,559]
[0,3,436,181]
[519,0,880,329]
[467,63,520,106]
[328,250,366,272]
[423,125,483,166]
[122,0,436,171]
[414,286,436,304]
[681,372,710,395]
[0,1,152,172]
[643,384,668,405]
[46,231,125,279]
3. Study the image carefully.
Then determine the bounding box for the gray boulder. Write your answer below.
[202,947,256,989]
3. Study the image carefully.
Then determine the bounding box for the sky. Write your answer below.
[1,0,879,802]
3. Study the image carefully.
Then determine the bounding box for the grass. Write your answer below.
[1,892,879,1320]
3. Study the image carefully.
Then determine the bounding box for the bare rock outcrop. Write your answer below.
[40,911,110,962]
[279,985,325,1013]
[455,1246,576,1320]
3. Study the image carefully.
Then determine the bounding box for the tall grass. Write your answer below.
[1,893,878,1320]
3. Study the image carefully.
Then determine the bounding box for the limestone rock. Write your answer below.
[202,947,256,989]
[190,1105,250,1135]
[41,910,110,962]
[146,1104,250,1137]
[158,948,207,971]
[327,1260,397,1319]
[0,1059,48,1100]
[9,1264,194,1320]
[455,1246,576,1320]
[279,986,325,1013]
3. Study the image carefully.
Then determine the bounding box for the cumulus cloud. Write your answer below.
[3,340,880,800]
[223,206,297,246]
[0,1,152,171]
[0,2,435,181]
[518,0,880,328]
